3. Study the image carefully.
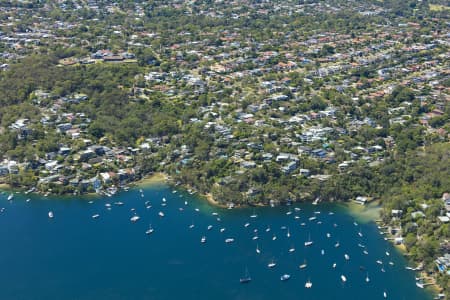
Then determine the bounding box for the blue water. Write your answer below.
[0,185,432,300]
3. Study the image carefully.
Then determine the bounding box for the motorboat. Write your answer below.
[341,275,347,282]
[280,274,291,281]
[48,211,54,218]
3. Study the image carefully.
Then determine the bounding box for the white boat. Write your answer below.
[308,216,317,221]
[48,211,54,218]
[366,273,370,283]
[225,238,234,243]
[252,236,259,240]
[280,274,291,281]
[7,193,13,201]
[240,268,251,284]
[332,263,337,268]
[305,234,313,246]
[212,212,218,216]
[376,260,383,265]
[383,291,387,298]
[207,225,213,230]
[250,214,257,218]
[341,275,347,282]
[158,211,165,217]
[92,214,100,219]
[344,254,350,261]
[130,215,140,222]
[195,208,200,212]
[335,241,340,248]
[385,251,390,256]
[286,228,291,238]
[416,280,424,289]
[272,235,277,241]
[326,233,331,238]
[26,198,31,202]
[184,201,188,205]
[358,230,363,237]
[286,210,292,215]
[201,236,206,243]
[299,262,307,269]
[146,225,154,235]
[288,247,295,253]
[294,207,301,212]
[363,250,369,255]
[265,226,271,232]
[305,280,312,288]
[321,249,325,255]
[312,197,320,205]
[305,241,313,247]
[256,244,261,254]
[268,260,276,268]
[388,261,394,266]
[189,224,195,229]
[114,201,124,206]
[162,197,166,202]
[244,222,250,228]
[220,228,226,233]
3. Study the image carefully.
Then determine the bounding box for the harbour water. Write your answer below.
[0,185,432,300]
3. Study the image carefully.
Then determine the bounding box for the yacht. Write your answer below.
[240,268,251,284]
[385,251,390,256]
[225,238,235,243]
[334,241,340,248]
[341,275,347,283]
[366,273,370,283]
[299,261,307,269]
[146,225,154,235]
[376,260,383,265]
[358,229,363,237]
[244,222,250,228]
[252,236,259,240]
[321,249,325,255]
[189,223,195,229]
[383,291,387,298]
[130,215,140,222]
[158,211,165,217]
[256,244,261,254]
[326,233,331,238]
[265,226,271,232]
[288,247,295,253]
[305,280,312,288]
[344,254,350,261]
[286,228,291,238]
[7,193,13,201]
[268,260,276,268]
[272,235,277,241]
[280,274,291,281]
[200,236,206,243]
[220,228,226,233]
[114,201,124,206]
[332,263,337,269]
[207,225,213,230]
[92,214,100,219]
[48,211,54,219]
[250,211,257,218]
[363,250,369,255]
[305,235,313,247]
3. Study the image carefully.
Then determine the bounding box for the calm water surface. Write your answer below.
[0,185,432,300]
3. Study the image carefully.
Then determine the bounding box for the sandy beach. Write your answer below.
[135,172,168,187]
